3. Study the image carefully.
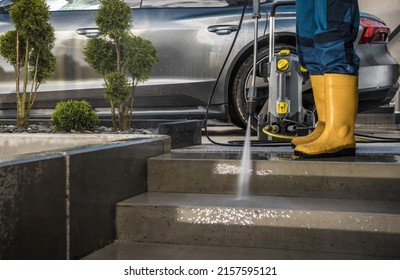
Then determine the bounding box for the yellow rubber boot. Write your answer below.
[291,75,325,148]
[294,74,358,158]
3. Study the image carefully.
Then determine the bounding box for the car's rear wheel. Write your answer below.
[230,44,297,131]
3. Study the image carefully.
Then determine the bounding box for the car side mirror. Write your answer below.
[0,0,14,13]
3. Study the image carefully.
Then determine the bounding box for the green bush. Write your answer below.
[51,100,99,132]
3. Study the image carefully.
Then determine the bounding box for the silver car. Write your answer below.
[0,0,399,129]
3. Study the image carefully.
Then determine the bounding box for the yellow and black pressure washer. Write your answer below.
[247,1,314,142]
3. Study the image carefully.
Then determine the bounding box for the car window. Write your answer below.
[46,0,141,11]
[139,1,271,8]
[46,0,98,11]
[141,0,233,8]
[2,0,261,13]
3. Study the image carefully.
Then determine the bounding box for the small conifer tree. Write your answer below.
[0,0,56,128]
[83,0,158,131]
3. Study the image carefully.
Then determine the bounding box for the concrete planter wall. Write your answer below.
[0,134,170,259]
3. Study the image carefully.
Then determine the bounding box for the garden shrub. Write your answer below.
[51,100,99,132]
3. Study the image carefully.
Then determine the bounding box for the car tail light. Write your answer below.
[359,18,390,44]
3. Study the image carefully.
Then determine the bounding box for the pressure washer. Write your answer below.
[205,0,313,147]
[247,0,313,142]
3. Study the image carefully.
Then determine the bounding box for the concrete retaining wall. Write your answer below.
[0,134,152,158]
[0,135,170,259]
[0,154,66,259]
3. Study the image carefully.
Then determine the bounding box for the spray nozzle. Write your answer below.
[246,99,257,117]
[246,87,257,117]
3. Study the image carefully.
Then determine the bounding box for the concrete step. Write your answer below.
[115,192,400,258]
[147,152,400,201]
[82,240,389,260]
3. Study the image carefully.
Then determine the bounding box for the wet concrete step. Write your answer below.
[115,192,400,258]
[147,152,400,201]
[82,240,388,260]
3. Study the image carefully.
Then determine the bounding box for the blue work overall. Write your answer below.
[295,0,360,75]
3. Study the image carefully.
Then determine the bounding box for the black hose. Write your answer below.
[204,2,249,147]
[355,132,400,143]
[389,24,400,42]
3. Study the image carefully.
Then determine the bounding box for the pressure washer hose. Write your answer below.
[204,2,249,147]
[261,126,294,140]
[260,127,400,143]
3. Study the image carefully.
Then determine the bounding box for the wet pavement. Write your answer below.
[173,122,400,163]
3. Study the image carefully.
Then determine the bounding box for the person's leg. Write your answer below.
[292,0,326,148]
[295,0,320,75]
[313,0,360,75]
[294,0,360,158]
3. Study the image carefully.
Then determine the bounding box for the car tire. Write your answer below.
[230,44,296,131]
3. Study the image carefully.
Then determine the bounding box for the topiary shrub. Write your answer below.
[82,0,158,131]
[0,0,56,128]
[51,100,99,132]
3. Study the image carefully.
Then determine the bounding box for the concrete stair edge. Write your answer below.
[147,155,400,201]
[115,192,400,258]
[82,240,393,260]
